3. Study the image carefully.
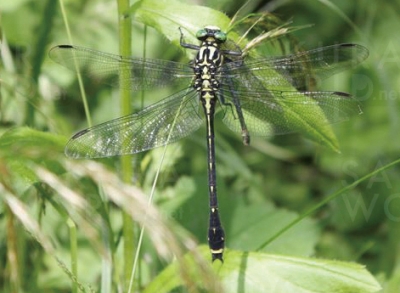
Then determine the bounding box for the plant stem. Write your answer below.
[67,218,78,293]
[116,0,136,290]
[58,0,92,126]
[25,0,57,126]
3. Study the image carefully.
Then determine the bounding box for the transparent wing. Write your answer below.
[220,85,361,137]
[222,44,369,90]
[65,88,202,158]
[49,45,193,91]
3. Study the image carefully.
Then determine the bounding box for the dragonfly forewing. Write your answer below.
[49,45,193,91]
[222,44,369,91]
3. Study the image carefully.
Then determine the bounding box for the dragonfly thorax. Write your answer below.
[193,34,224,98]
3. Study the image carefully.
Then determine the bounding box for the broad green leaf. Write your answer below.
[144,246,381,293]
[226,202,320,256]
[130,0,232,53]
[270,91,342,152]
[0,127,67,158]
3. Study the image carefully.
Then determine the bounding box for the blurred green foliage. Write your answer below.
[1,0,399,292]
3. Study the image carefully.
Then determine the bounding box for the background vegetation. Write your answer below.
[1,0,399,292]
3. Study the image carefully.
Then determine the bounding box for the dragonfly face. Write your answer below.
[195,26,227,43]
[49,26,368,262]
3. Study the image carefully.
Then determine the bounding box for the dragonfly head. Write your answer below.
[196,26,227,43]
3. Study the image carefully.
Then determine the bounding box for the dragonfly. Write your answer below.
[49,26,368,261]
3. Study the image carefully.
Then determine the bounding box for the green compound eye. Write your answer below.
[214,31,227,42]
[196,29,208,40]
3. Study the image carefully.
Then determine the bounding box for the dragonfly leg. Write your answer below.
[222,79,251,145]
[179,27,200,51]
